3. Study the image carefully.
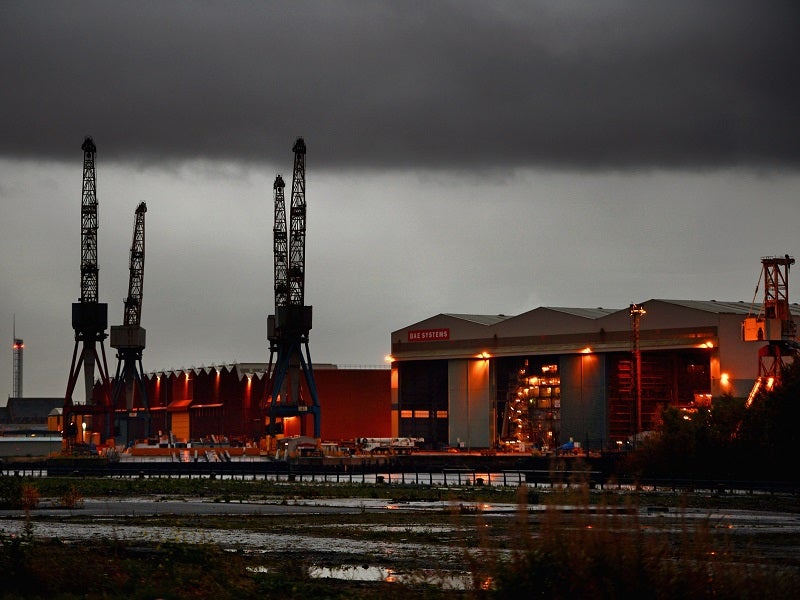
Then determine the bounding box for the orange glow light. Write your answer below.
[581,347,592,354]
[720,373,730,385]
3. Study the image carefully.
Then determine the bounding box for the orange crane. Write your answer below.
[264,138,321,439]
[63,137,113,447]
[742,255,798,405]
[110,202,150,444]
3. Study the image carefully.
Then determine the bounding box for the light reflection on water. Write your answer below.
[307,564,475,590]
[0,519,472,564]
[246,563,477,590]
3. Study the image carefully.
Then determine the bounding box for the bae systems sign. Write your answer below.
[408,328,450,342]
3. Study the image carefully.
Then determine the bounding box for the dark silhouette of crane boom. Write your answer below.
[110,202,150,444]
[265,138,321,439]
[64,137,113,447]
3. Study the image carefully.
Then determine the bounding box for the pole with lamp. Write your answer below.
[629,303,646,447]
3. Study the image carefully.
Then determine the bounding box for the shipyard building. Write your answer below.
[62,298,798,452]
[79,364,391,448]
[389,299,800,452]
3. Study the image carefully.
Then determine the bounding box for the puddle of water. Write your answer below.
[311,522,461,535]
[0,519,472,564]
[308,563,475,589]
[245,563,482,590]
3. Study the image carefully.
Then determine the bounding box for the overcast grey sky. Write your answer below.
[1,1,798,400]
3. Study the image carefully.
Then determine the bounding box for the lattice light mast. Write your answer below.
[265,138,321,440]
[110,202,150,443]
[629,303,647,438]
[64,136,113,445]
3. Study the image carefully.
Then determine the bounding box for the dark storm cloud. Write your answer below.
[1,0,798,170]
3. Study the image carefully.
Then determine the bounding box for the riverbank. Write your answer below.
[2,471,800,598]
[2,479,800,599]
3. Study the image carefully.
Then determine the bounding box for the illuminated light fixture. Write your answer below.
[581,347,592,354]
[477,351,490,359]
[766,377,775,391]
[384,354,394,363]
[720,373,730,386]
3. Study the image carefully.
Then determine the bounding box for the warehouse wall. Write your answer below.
[105,365,390,443]
[559,354,607,451]
[312,369,391,440]
[448,358,492,449]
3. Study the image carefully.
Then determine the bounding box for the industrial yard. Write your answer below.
[2,137,797,474]
[3,5,799,598]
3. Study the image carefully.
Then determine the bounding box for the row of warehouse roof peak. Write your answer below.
[143,362,388,381]
[394,299,800,341]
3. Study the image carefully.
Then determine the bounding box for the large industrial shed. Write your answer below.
[100,363,391,445]
[389,299,800,452]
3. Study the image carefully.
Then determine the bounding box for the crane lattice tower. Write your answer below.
[111,202,151,443]
[64,137,113,445]
[743,255,798,402]
[265,138,321,439]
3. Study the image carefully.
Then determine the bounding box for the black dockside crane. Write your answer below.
[264,138,321,440]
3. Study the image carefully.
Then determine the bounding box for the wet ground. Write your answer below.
[2,495,800,588]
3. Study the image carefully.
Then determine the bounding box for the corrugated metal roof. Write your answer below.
[442,313,513,326]
[441,301,793,324]
[544,306,619,319]
[655,299,761,315]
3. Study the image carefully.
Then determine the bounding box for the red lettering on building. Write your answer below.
[408,328,450,342]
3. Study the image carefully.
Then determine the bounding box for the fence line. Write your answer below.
[2,463,796,494]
